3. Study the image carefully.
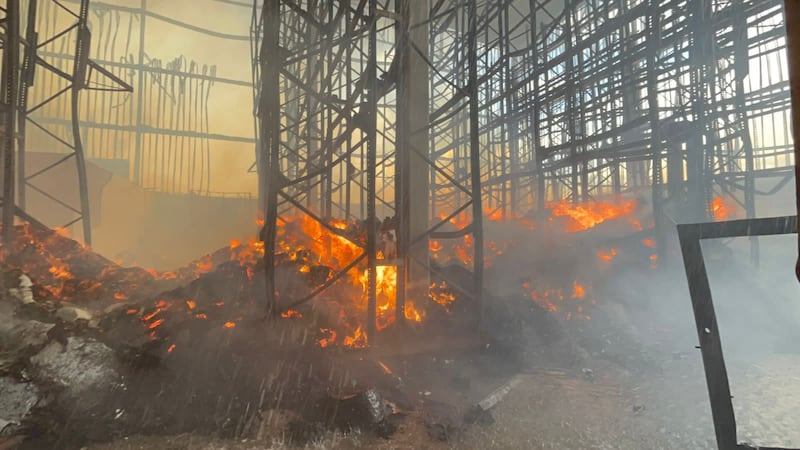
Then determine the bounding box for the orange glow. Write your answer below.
[224,321,236,329]
[186,300,196,310]
[642,238,655,248]
[114,292,127,301]
[378,361,393,375]
[429,281,456,312]
[597,248,618,261]
[548,198,637,232]
[142,309,161,321]
[344,326,367,348]
[148,319,165,329]
[711,196,732,221]
[281,309,303,319]
[195,313,208,319]
[318,328,337,348]
[429,240,443,252]
[572,281,586,299]
[167,344,176,353]
[404,301,425,322]
[126,308,138,315]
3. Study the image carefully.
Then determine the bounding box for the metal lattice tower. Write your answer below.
[1,0,132,247]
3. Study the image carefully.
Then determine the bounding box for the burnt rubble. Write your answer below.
[0,223,597,450]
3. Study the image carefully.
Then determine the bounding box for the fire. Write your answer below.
[404,301,424,322]
[114,292,127,301]
[167,344,176,353]
[597,248,618,261]
[195,313,208,319]
[185,300,196,310]
[148,319,165,329]
[572,281,586,299]
[428,281,456,312]
[711,196,732,221]
[318,328,337,348]
[281,309,303,319]
[548,198,637,232]
[378,361,393,375]
[343,326,367,348]
[223,321,236,329]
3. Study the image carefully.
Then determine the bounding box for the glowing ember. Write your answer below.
[642,238,655,248]
[597,248,618,261]
[378,361,393,375]
[404,301,425,322]
[168,344,176,353]
[711,196,732,221]
[148,319,165,329]
[318,328,337,348]
[114,292,127,301]
[572,281,586,298]
[185,300,196,310]
[344,326,367,348]
[548,198,637,232]
[428,281,456,312]
[224,321,236,329]
[281,309,303,319]
[142,309,161,321]
[125,308,138,315]
[195,313,208,319]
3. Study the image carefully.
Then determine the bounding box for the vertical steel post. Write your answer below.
[73,0,93,245]
[784,0,800,281]
[133,0,146,185]
[365,0,378,345]
[261,0,281,315]
[647,0,664,264]
[2,0,21,247]
[468,0,485,331]
[18,0,38,212]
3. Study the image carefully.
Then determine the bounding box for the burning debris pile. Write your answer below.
[0,194,737,448]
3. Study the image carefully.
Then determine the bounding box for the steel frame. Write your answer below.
[1,0,132,247]
[677,216,799,450]
[252,0,487,344]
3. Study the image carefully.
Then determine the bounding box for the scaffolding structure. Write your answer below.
[1,0,259,248]
[1,0,133,246]
[250,0,793,340]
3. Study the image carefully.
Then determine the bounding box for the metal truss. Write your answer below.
[30,0,256,196]
[519,0,792,262]
[1,0,132,247]
[252,0,487,344]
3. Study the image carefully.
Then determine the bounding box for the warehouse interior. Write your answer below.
[0,1,799,449]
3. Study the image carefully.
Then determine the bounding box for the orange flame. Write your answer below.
[224,321,236,329]
[572,281,586,299]
[711,196,732,221]
[548,199,637,232]
[281,309,303,319]
[597,248,618,261]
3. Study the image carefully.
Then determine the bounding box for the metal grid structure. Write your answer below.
[252,0,489,342]
[1,0,259,249]
[249,0,794,342]
[1,0,133,246]
[33,0,256,195]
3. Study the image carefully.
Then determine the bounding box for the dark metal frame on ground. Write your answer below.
[678,216,800,450]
